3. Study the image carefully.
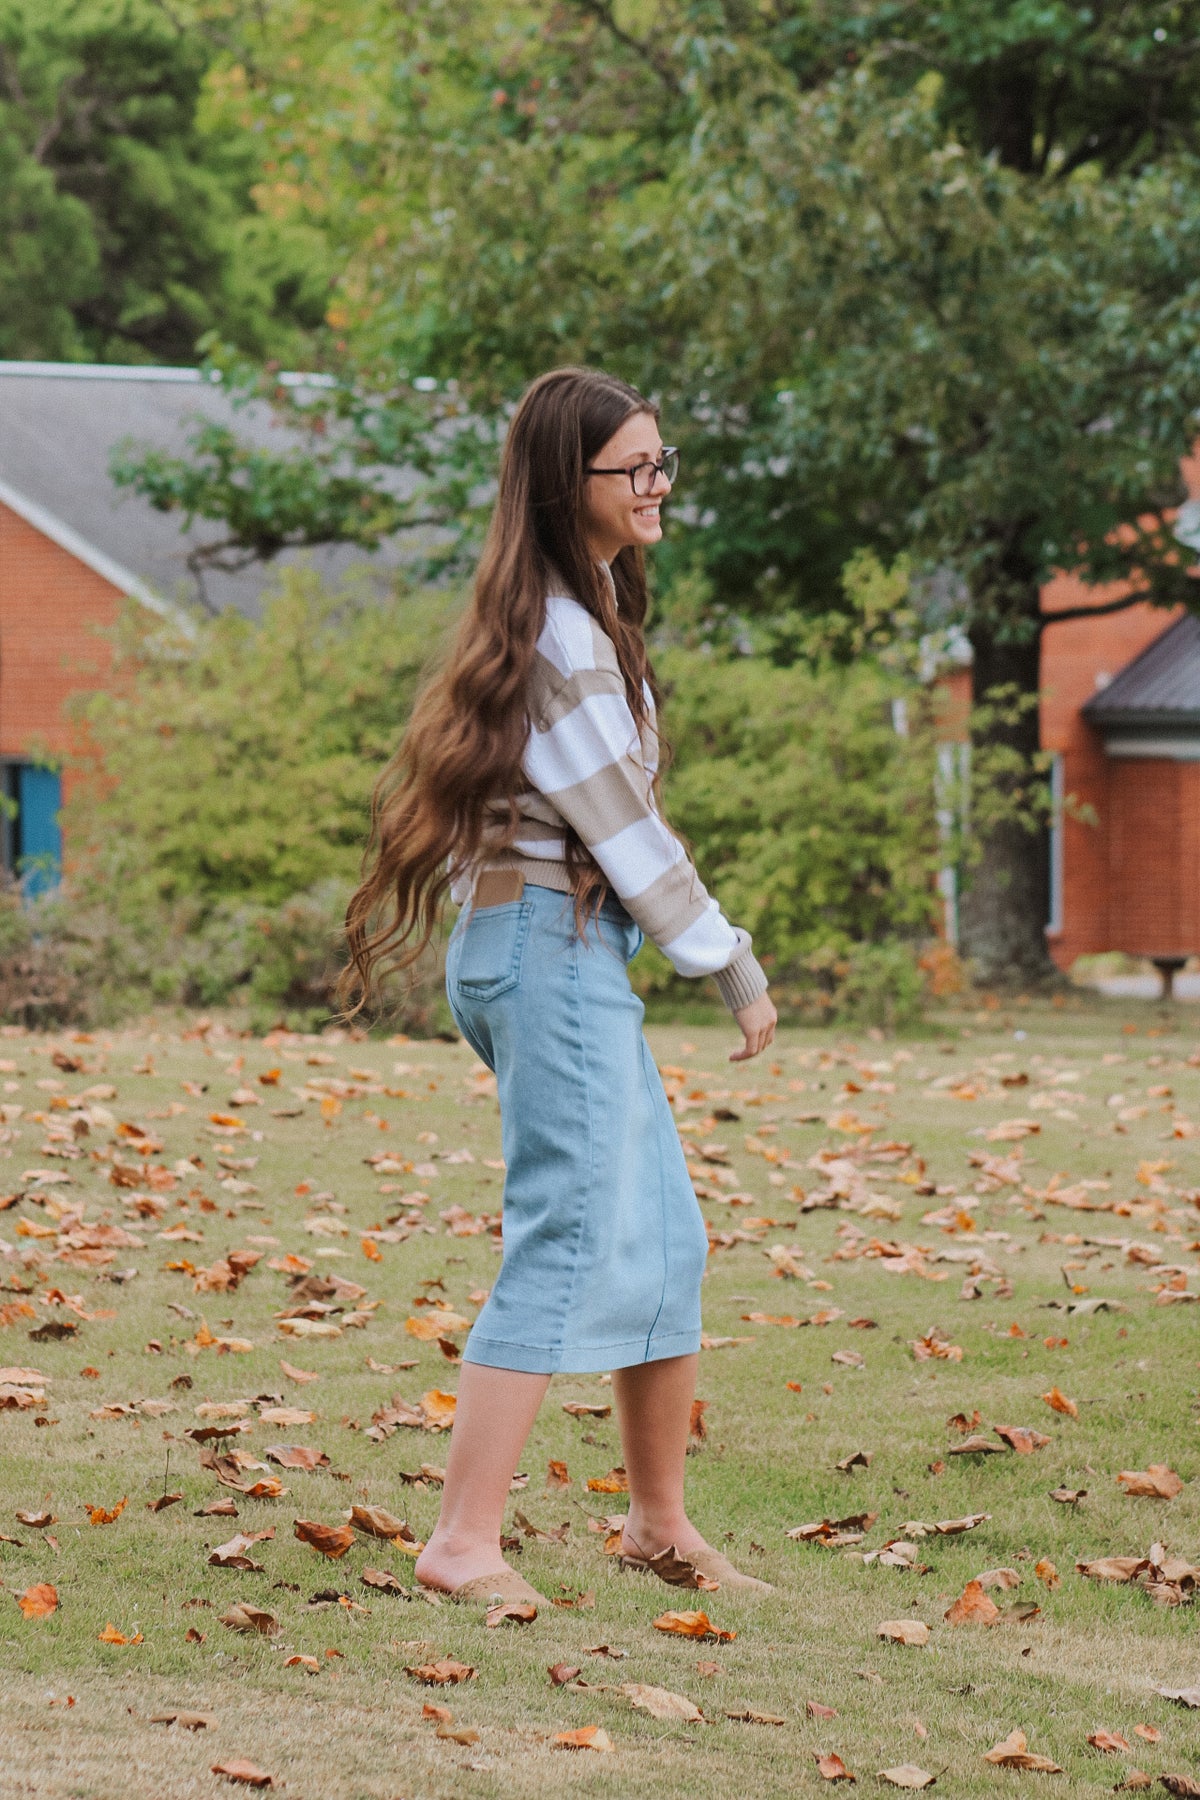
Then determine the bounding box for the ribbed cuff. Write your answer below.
[712,931,770,1013]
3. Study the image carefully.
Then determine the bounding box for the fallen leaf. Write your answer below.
[284,1655,320,1673]
[1034,1558,1060,1590]
[1050,1487,1087,1505]
[1160,1780,1200,1798]
[878,1768,935,1790]
[360,1567,407,1594]
[15,1510,55,1528]
[726,1707,786,1725]
[993,1426,1051,1454]
[1087,1731,1132,1754]
[405,1659,476,1685]
[219,1604,279,1637]
[293,1518,355,1559]
[586,1468,629,1494]
[620,1682,703,1722]
[983,1728,1062,1771]
[264,1445,328,1472]
[561,1402,611,1418]
[974,1568,1022,1591]
[485,1601,537,1627]
[347,1504,410,1540]
[948,1435,1006,1456]
[548,1663,581,1686]
[546,1459,570,1489]
[149,1712,214,1730]
[619,1543,719,1590]
[808,1701,839,1720]
[1077,1557,1150,1584]
[86,1497,128,1525]
[1156,1687,1200,1708]
[16,1583,57,1619]
[279,1361,319,1384]
[97,1622,143,1645]
[1113,1774,1153,1792]
[1041,1386,1078,1418]
[436,1723,480,1745]
[815,1751,856,1782]
[1133,1725,1161,1743]
[835,1450,873,1472]
[551,1726,614,1752]
[210,1761,275,1789]
[876,1621,930,1646]
[1117,1466,1184,1500]
[945,1581,1001,1626]
[652,1609,735,1643]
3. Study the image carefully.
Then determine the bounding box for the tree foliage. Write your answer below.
[0,0,331,362]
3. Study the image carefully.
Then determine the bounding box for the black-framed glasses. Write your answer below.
[585,446,679,496]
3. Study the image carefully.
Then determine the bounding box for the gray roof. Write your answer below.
[1083,612,1200,729]
[0,361,414,617]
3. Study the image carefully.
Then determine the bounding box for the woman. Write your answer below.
[343,366,777,1607]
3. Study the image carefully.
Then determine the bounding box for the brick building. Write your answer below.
[0,360,400,890]
[0,358,1197,969]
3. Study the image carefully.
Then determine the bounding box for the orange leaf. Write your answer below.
[361,1239,383,1262]
[404,1658,476,1685]
[420,1389,457,1428]
[16,1583,57,1619]
[652,1609,735,1643]
[1041,1386,1078,1418]
[546,1459,570,1489]
[944,1580,1001,1627]
[814,1752,856,1782]
[586,1468,629,1494]
[293,1518,355,1559]
[86,1497,127,1526]
[97,1622,143,1645]
[210,1760,275,1788]
[1117,1465,1184,1499]
[984,1729,1062,1772]
[551,1726,614,1753]
[1034,1558,1060,1590]
[1087,1730,1132,1754]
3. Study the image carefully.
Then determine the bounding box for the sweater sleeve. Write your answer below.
[523,648,768,1013]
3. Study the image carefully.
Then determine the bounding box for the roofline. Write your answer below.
[0,475,196,637]
[0,360,332,388]
[1085,708,1200,731]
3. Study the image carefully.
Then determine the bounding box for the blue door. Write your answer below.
[17,765,62,895]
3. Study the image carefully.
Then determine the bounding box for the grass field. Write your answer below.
[1,1000,1199,1799]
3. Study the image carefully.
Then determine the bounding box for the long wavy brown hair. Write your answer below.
[339,366,663,1016]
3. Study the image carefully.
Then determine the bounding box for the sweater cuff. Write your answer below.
[712,930,770,1013]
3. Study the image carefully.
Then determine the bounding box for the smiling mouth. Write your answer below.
[634,504,660,518]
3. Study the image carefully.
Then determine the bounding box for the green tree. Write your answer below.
[0,0,331,362]
[125,1,1200,981]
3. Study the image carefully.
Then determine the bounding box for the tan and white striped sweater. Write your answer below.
[451,582,769,1014]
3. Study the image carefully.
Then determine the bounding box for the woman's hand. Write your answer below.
[730,991,777,1062]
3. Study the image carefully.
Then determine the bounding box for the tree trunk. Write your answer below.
[958,605,1060,987]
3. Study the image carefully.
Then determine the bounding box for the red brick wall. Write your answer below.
[0,500,124,818]
[1104,760,1200,956]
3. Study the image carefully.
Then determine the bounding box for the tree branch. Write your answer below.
[567,0,685,99]
[1039,591,1153,628]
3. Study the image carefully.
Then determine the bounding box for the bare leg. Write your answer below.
[610,1352,709,1559]
[414,1361,550,1593]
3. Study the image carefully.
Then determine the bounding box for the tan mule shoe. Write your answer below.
[618,1532,774,1595]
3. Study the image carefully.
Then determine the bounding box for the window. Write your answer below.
[1046,753,1064,936]
[2,762,62,895]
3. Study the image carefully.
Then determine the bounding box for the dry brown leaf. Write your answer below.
[993,1425,1051,1453]
[16,1583,57,1619]
[1050,1487,1087,1504]
[1156,1686,1200,1708]
[348,1504,409,1540]
[620,1544,719,1590]
[485,1601,537,1627]
[878,1768,935,1790]
[436,1723,480,1745]
[293,1518,355,1559]
[548,1663,582,1686]
[546,1459,570,1489]
[150,1712,214,1730]
[551,1725,614,1752]
[726,1707,786,1725]
[1034,1558,1060,1590]
[1117,1466,1184,1500]
[1087,1730,1132,1754]
[983,1728,1062,1771]
[948,1435,1006,1456]
[279,1360,319,1384]
[15,1510,55,1528]
[1041,1386,1079,1417]
[561,1402,610,1418]
[814,1751,856,1782]
[1113,1773,1154,1791]
[808,1701,839,1720]
[944,1581,1001,1627]
[586,1468,629,1494]
[1133,1725,1161,1743]
[975,1568,1022,1591]
[264,1445,328,1472]
[620,1682,703,1722]
[210,1760,275,1789]
[1077,1557,1150,1584]
[219,1604,279,1637]
[652,1609,735,1643]
[1160,1779,1200,1798]
[405,1659,476,1685]
[284,1655,320,1673]
[876,1621,930,1647]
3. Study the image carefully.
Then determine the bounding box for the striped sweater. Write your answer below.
[451,581,769,1014]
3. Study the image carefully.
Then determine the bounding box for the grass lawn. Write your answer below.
[1,1000,1199,1799]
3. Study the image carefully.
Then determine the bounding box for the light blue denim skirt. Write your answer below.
[444,882,709,1374]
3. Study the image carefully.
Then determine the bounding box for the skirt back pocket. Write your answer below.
[454,900,532,1001]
